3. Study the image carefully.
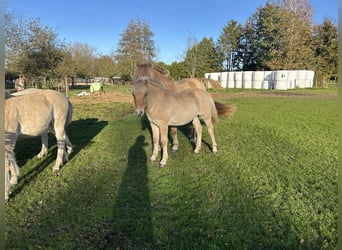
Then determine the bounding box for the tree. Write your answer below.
[17,19,63,87]
[217,20,243,71]
[56,42,76,93]
[114,18,156,78]
[166,61,188,80]
[94,55,116,80]
[184,37,223,78]
[312,19,338,86]
[71,42,96,80]
[249,1,313,70]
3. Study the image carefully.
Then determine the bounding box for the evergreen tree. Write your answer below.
[217,20,243,71]
[312,19,338,86]
[184,37,223,78]
[114,18,156,78]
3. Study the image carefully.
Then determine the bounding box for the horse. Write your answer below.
[5,89,73,200]
[14,74,26,91]
[132,77,218,167]
[133,62,236,150]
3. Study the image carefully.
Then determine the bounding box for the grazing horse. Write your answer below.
[133,62,236,150]
[5,89,73,200]
[132,78,218,167]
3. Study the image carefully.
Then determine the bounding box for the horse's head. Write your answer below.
[132,78,149,117]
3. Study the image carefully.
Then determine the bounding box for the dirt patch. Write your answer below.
[68,89,336,106]
[69,92,133,105]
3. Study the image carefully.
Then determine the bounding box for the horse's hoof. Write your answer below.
[194,149,200,154]
[52,167,60,172]
[213,149,218,154]
[10,179,17,185]
[37,153,45,158]
[150,156,157,162]
[159,161,167,167]
[171,145,179,152]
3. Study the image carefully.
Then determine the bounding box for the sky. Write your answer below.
[6,0,338,63]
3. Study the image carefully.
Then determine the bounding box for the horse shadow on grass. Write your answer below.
[10,118,108,200]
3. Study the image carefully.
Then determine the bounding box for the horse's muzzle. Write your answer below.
[135,109,145,117]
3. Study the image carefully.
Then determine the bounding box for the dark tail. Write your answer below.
[214,101,237,119]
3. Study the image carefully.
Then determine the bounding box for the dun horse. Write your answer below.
[133,62,236,150]
[5,89,73,200]
[132,78,218,166]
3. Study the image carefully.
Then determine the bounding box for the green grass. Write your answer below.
[5,87,337,249]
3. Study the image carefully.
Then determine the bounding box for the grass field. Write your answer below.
[5,85,338,249]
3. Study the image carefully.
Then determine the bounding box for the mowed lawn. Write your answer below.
[5,86,338,249]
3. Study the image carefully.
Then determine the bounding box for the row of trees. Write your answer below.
[5,0,337,88]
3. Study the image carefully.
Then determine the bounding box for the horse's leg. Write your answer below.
[150,123,160,162]
[65,134,73,156]
[192,117,202,153]
[8,153,20,185]
[38,132,49,158]
[159,123,169,166]
[53,122,67,171]
[170,127,179,151]
[48,126,73,161]
[5,133,19,185]
[5,155,10,200]
[188,124,196,144]
[203,119,217,153]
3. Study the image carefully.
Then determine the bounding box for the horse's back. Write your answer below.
[5,93,53,136]
[175,78,206,91]
[5,90,71,136]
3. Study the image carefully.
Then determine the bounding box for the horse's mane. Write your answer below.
[134,62,171,80]
[148,78,167,90]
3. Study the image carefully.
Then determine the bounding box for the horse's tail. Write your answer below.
[209,95,219,124]
[214,101,237,119]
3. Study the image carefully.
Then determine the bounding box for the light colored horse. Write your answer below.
[133,62,236,150]
[5,89,73,200]
[14,74,26,91]
[132,78,218,166]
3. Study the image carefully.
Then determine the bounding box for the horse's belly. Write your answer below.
[169,113,198,126]
[18,115,51,137]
